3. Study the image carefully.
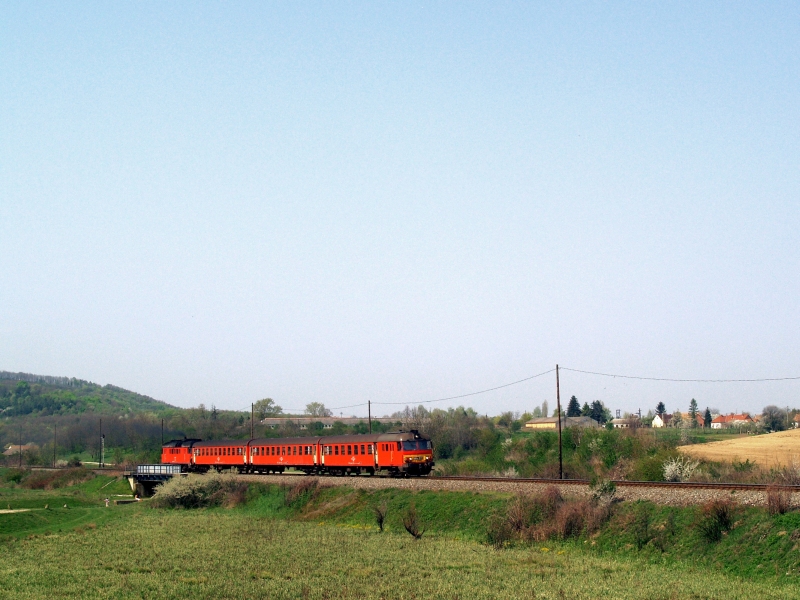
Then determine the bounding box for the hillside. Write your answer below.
[0,371,177,417]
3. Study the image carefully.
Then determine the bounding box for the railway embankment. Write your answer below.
[237,472,799,508]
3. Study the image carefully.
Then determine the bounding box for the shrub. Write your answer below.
[3,468,25,484]
[373,502,388,532]
[697,499,735,542]
[486,513,514,549]
[767,486,792,515]
[662,456,699,482]
[151,472,245,509]
[628,456,666,482]
[402,504,425,540]
[590,478,617,504]
[284,478,320,506]
[22,468,93,490]
[631,503,652,550]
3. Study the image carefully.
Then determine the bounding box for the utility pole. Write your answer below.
[556,364,563,480]
[101,434,105,469]
[161,419,164,446]
[368,400,372,434]
[18,420,22,469]
[251,403,254,439]
[53,423,57,468]
[99,418,102,469]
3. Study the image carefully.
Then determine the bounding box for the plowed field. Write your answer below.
[679,428,800,467]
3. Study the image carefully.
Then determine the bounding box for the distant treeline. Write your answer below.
[0,371,93,387]
[0,377,174,418]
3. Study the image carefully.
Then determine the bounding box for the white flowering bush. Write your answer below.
[662,456,699,482]
[151,471,244,508]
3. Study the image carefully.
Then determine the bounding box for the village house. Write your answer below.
[710,414,754,429]
[651,414,672,428]
[3,443,38,456]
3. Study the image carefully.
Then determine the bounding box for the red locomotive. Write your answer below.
[161,430,434,477]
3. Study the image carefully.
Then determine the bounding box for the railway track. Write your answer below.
[432,475,800,493]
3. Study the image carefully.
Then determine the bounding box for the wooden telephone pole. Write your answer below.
[368,400,372,434]
[251,403,255,439]
[556,364,563,480]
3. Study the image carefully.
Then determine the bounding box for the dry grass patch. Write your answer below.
[679,429,800,468]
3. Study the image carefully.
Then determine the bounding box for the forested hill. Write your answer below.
[0,371,177,417]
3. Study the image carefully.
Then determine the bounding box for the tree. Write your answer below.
[688,399,698,428]
[656,402,666,417]
[703,407,712,428]
[305,402,332,418]
[590,400,609,424]
[762,405,787,432]
[532,406,542,418]
[254,398,282,419]
[581,402,592,417]
[566,396,581,417]
[541,401,549,419]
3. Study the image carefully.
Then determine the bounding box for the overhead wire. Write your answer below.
[371,368,556,406]
[560,367,800,383]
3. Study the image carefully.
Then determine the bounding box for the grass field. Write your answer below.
[2,471,800,599]
[680,429,800,468]
[2,508,799,599]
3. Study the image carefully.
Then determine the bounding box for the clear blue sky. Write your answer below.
[2,3,798,417]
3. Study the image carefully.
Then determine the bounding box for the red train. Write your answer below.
[161,430,434,476]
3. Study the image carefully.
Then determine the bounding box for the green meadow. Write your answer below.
[0,469,798,599]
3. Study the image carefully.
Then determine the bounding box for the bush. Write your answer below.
[631,503,652,550]
[373,502,388,532]
[486,513,515,549]
[662,456,699,482]
[402,504,425,540]
[22,468,93,490]
[488,487,612,546]
[697,499,735,542]
[3,468,25,484]
[151,472,246,509]
[767,486,792,515]
[284,478,320,507]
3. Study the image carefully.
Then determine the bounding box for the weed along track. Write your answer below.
[234,472,799,507]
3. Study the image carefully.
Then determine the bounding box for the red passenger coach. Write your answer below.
[249,437,318,474]
[192,439,249,472]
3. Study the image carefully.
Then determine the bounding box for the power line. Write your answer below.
[561,367,800,383]
[372,368,556,406]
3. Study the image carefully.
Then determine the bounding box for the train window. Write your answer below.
[347,445,351,455]
[396,442,401,451]
[334,446,339,456]
[368,444,373,454]
[292,446,296,456]
[361,444,365,454]
[354,445,358,456]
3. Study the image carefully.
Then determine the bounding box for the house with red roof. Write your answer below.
[710,414,754,429]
